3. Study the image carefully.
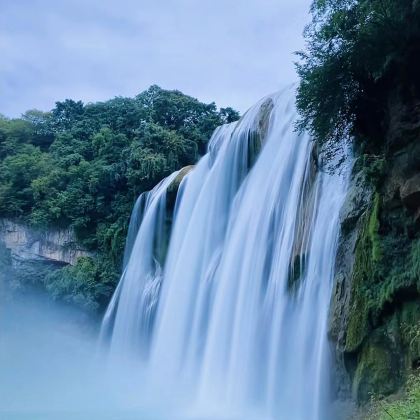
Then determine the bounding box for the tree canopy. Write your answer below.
[296,0,420,153]
[0,85,239,310]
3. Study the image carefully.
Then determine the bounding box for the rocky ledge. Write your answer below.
[0,219,92,267]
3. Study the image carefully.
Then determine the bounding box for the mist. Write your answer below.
[0,292,151,420]
[0,290,244,420]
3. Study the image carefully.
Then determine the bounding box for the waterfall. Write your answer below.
[101,88,350,419]
[101,172,180,362]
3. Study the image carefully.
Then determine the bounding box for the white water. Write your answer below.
[102,172,180,364]
[102,89,350,419]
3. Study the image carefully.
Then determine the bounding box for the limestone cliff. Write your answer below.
[0,219,92,266]
[0,219,93,293]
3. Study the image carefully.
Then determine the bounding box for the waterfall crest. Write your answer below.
[101,89,349,420]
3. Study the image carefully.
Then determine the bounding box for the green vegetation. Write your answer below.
[346,193,420,348]
[43,257,108,311]
[0,85,239,310]
[297,0,420,152]
[298,0,420,406]
[363,371,420,419]
[352,334,398,404]
[345,205,378,353]
[345,193,420,400]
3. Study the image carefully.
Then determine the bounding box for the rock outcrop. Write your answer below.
[330,89,420,405]
[401,173,420,213]
[329,169,373,399]
[0,219,93,294]
[247,97,274,169]
[0,219,92,267]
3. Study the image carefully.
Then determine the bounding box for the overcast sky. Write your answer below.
[1,0,312,117]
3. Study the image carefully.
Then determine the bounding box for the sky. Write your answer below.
[0,0,312,117]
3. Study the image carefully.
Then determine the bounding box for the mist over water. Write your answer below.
[0,293,174,420]
[0,295,97,416]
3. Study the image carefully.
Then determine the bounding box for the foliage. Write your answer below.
[43,257,114,311]
[296,0,420,152]
[368,193,382,263]
[352,334,397,404]
[364,370,420,419]
[346,194,420,349]
[345,207,377,352]
[0,86,239,310]
[345,189,420,400]
[297,0,420,406]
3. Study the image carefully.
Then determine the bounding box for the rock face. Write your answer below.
[0,219,93,297]
[329,169,373,398]
[0,219,92,267]
[247,97,275,169]
[167,165,194,198]
[401,173,420,211]
[330,90,420,405]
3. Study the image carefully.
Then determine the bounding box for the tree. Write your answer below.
[296,0,420,154]
[22,110,55,150]
[50,99,85,132]
[0,86,239,311]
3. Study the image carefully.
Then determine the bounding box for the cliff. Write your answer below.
[0,219,93,293]
[0,219,92,266]
[330,87,420,405]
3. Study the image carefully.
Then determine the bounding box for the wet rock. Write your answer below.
[247,97,274,168]
[329,168,373,399]
[352,331,400,404]
[257,97,275,141]
[386,93,420,152]
[331,80,420,409]
[167,165,194,194]
[339,170,373,235]
[166,165,194,211]
[400,173,420,210]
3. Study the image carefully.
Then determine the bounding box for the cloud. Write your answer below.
[0,0,311,117]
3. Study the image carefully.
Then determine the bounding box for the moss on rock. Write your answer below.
[344,178,420,404]
[400,301,420,368]
[352,332,399,403]
[345,197,382,353]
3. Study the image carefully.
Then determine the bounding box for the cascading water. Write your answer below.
[101,172,180,363]
[101,88,350,419]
